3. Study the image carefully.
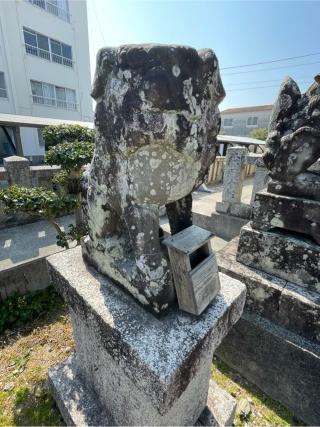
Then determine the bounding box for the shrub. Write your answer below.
[42,124,95,149]
[46,140,95,172]
[0,287,62,334]
[249,128,267,141]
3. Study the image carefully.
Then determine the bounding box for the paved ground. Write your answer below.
[0,179,255,270]
[0,215,74,269]
[192,177,254,217]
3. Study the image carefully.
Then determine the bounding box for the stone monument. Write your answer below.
[81,44,226,315]
[216,75,320,425]
[47,44,246,426]
[237,74,320,289]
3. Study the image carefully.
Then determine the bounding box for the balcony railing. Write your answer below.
[32,95,78,111]
[25,44,73,68]
[27,0,70,23]
[0,88,7,98]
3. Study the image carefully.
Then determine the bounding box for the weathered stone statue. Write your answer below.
[47,45,246,426]
[216,77,320,426]
[237,74,320,290]
[264,74,320,202]
[82,44,225,314]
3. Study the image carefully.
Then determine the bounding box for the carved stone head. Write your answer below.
[264,75,320,182]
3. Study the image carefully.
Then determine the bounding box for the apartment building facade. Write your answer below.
[0,0,92,163]
[220,105,273,137]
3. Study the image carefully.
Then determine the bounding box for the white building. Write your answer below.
[0,0,92,163]
[220,105,273,138]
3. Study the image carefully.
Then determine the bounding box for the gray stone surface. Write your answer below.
[198,380,237,427]
[49,356,111,426]
[49,357,234,427]
[82,44,225,314]
[250,166,269,204]
[0,258,49,301]
[215,201,252,220]
[252,190,320,244]
[193,211,248,241]
[47,246,245,426]
[219,147,246,205]
[218,237,320,344]
[237,224,320,293]
[3,156,31,187]
[216,311,320,426]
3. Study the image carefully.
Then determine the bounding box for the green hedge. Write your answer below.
[0,287,62,334]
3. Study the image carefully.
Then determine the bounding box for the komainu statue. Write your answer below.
[264,74,320,200]
[81,44,225,314]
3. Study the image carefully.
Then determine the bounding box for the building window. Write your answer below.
[23,28,73,67]
[28,0,70,23]
[0,72,8,98]
[31,80,77,110]
[223,118,233,127]
[247,116,258,126]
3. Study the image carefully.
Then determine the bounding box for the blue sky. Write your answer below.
[86,0,320,110]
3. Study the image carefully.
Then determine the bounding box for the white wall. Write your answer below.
[221,109,271,137]
[0,0,92,161]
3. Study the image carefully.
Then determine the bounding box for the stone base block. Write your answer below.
[267,172,320,201]
[216,201,252,220]
[252,190,320,244]
[193,211,248,241]
[216,312,320,426]
[47,246,246,426]
[237,224,320,292]
[217,237,320,344]
[49,356,236,427]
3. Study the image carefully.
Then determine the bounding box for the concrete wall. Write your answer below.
[0,0,92,161]
[221,109,271,137]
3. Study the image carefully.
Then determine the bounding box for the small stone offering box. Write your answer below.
[164,225,220,315]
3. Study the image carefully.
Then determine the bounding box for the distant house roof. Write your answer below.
[221,105,273,114]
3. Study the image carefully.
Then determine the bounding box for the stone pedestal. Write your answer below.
[237,190,320,291]
[47,246,246,426]
[251,190,320,244]
[216,238,320,426]
[237,224,320,292]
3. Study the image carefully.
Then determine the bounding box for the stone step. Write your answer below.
[50,356,237,427]
[217,237,320,345]
[216,311,320,426]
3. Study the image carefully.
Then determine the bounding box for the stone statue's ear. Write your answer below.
[198,48,225,104]
[268,76,300,133]
[197,49,217,73]
[91,48,116,100]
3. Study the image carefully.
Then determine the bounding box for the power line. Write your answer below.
[227,81,310,92]
[92,0,106,46]
[222,61,320,76]
[221,52,320,70]
[224,76,311,86]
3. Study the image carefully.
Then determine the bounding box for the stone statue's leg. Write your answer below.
[123,202,171,288]
[124,203,161,258]
[166,193,193,235]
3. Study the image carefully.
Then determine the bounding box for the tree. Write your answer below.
[42,124,95,149]
[249,128,267,141]
[46,139,95,230]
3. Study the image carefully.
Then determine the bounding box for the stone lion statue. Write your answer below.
[82,44,225,314]
[264,74,320,200]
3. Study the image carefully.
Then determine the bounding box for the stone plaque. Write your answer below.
[164,225,221,315]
